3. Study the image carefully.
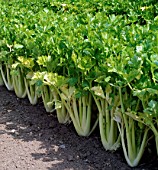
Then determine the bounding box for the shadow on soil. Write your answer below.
[0,86,157,170]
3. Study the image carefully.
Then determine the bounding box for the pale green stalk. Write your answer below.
[84,93,93,133]
[105,100,110,139]
[59,88,97,136]
[79,97,82,124]
[92,93,120,151]
[0,64,13,90]
[42,85,53,112]
[62,97,82,135]
[0,72,4,86]
[118,87,149,167]
[82,96,87,129]
[24,78,38,105]
[52,89,69,124]
[12,68,26,98]
[72,97,81,127]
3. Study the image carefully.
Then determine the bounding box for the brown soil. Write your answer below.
[0,86,157,170]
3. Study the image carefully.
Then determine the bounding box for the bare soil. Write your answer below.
[0,86,157,170]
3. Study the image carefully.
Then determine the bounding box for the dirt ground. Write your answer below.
[0,86,157,170]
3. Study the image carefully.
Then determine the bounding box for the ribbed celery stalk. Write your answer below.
[0,64,13,90]
[40,72,70,124]
[41,85,53,112]
[116,87,149,167]
[24,78,38,105]
[60,86,98,136]
[91,85,120,151]
[52,89,69,124]
[0,72,4,86]
[12,68,26,98]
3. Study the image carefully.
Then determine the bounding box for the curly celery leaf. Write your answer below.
[144,100,158,117]
[94,75,111,84]
[133,88,158,101]
[37,56,48,67]
[43,72,67,87]
[91,86,105,99]
[30,71,46,88]
[17,56,34,69]
[128,55,143,69]
[67,77,78,86]
[12,62,20,69]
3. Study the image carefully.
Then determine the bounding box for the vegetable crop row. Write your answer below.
[0,0,158,167]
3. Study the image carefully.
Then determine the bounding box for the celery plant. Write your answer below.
[115,87,149,167]
[44,76,70,124]
[11,68,26,98]
[133,89,158,156]
[31,72,70,124]
[14,57,38,104]
[60,85,98,136]
[30,71,53,110]
[91,85,120,150]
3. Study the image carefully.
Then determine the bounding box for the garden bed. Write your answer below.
[0,86,157,170]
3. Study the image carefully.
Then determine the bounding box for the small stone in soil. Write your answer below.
[76,155,80,159]
[105,162,111,167]
[10,129,16,133]
[83,159,89,163]
[6,122,13,125]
